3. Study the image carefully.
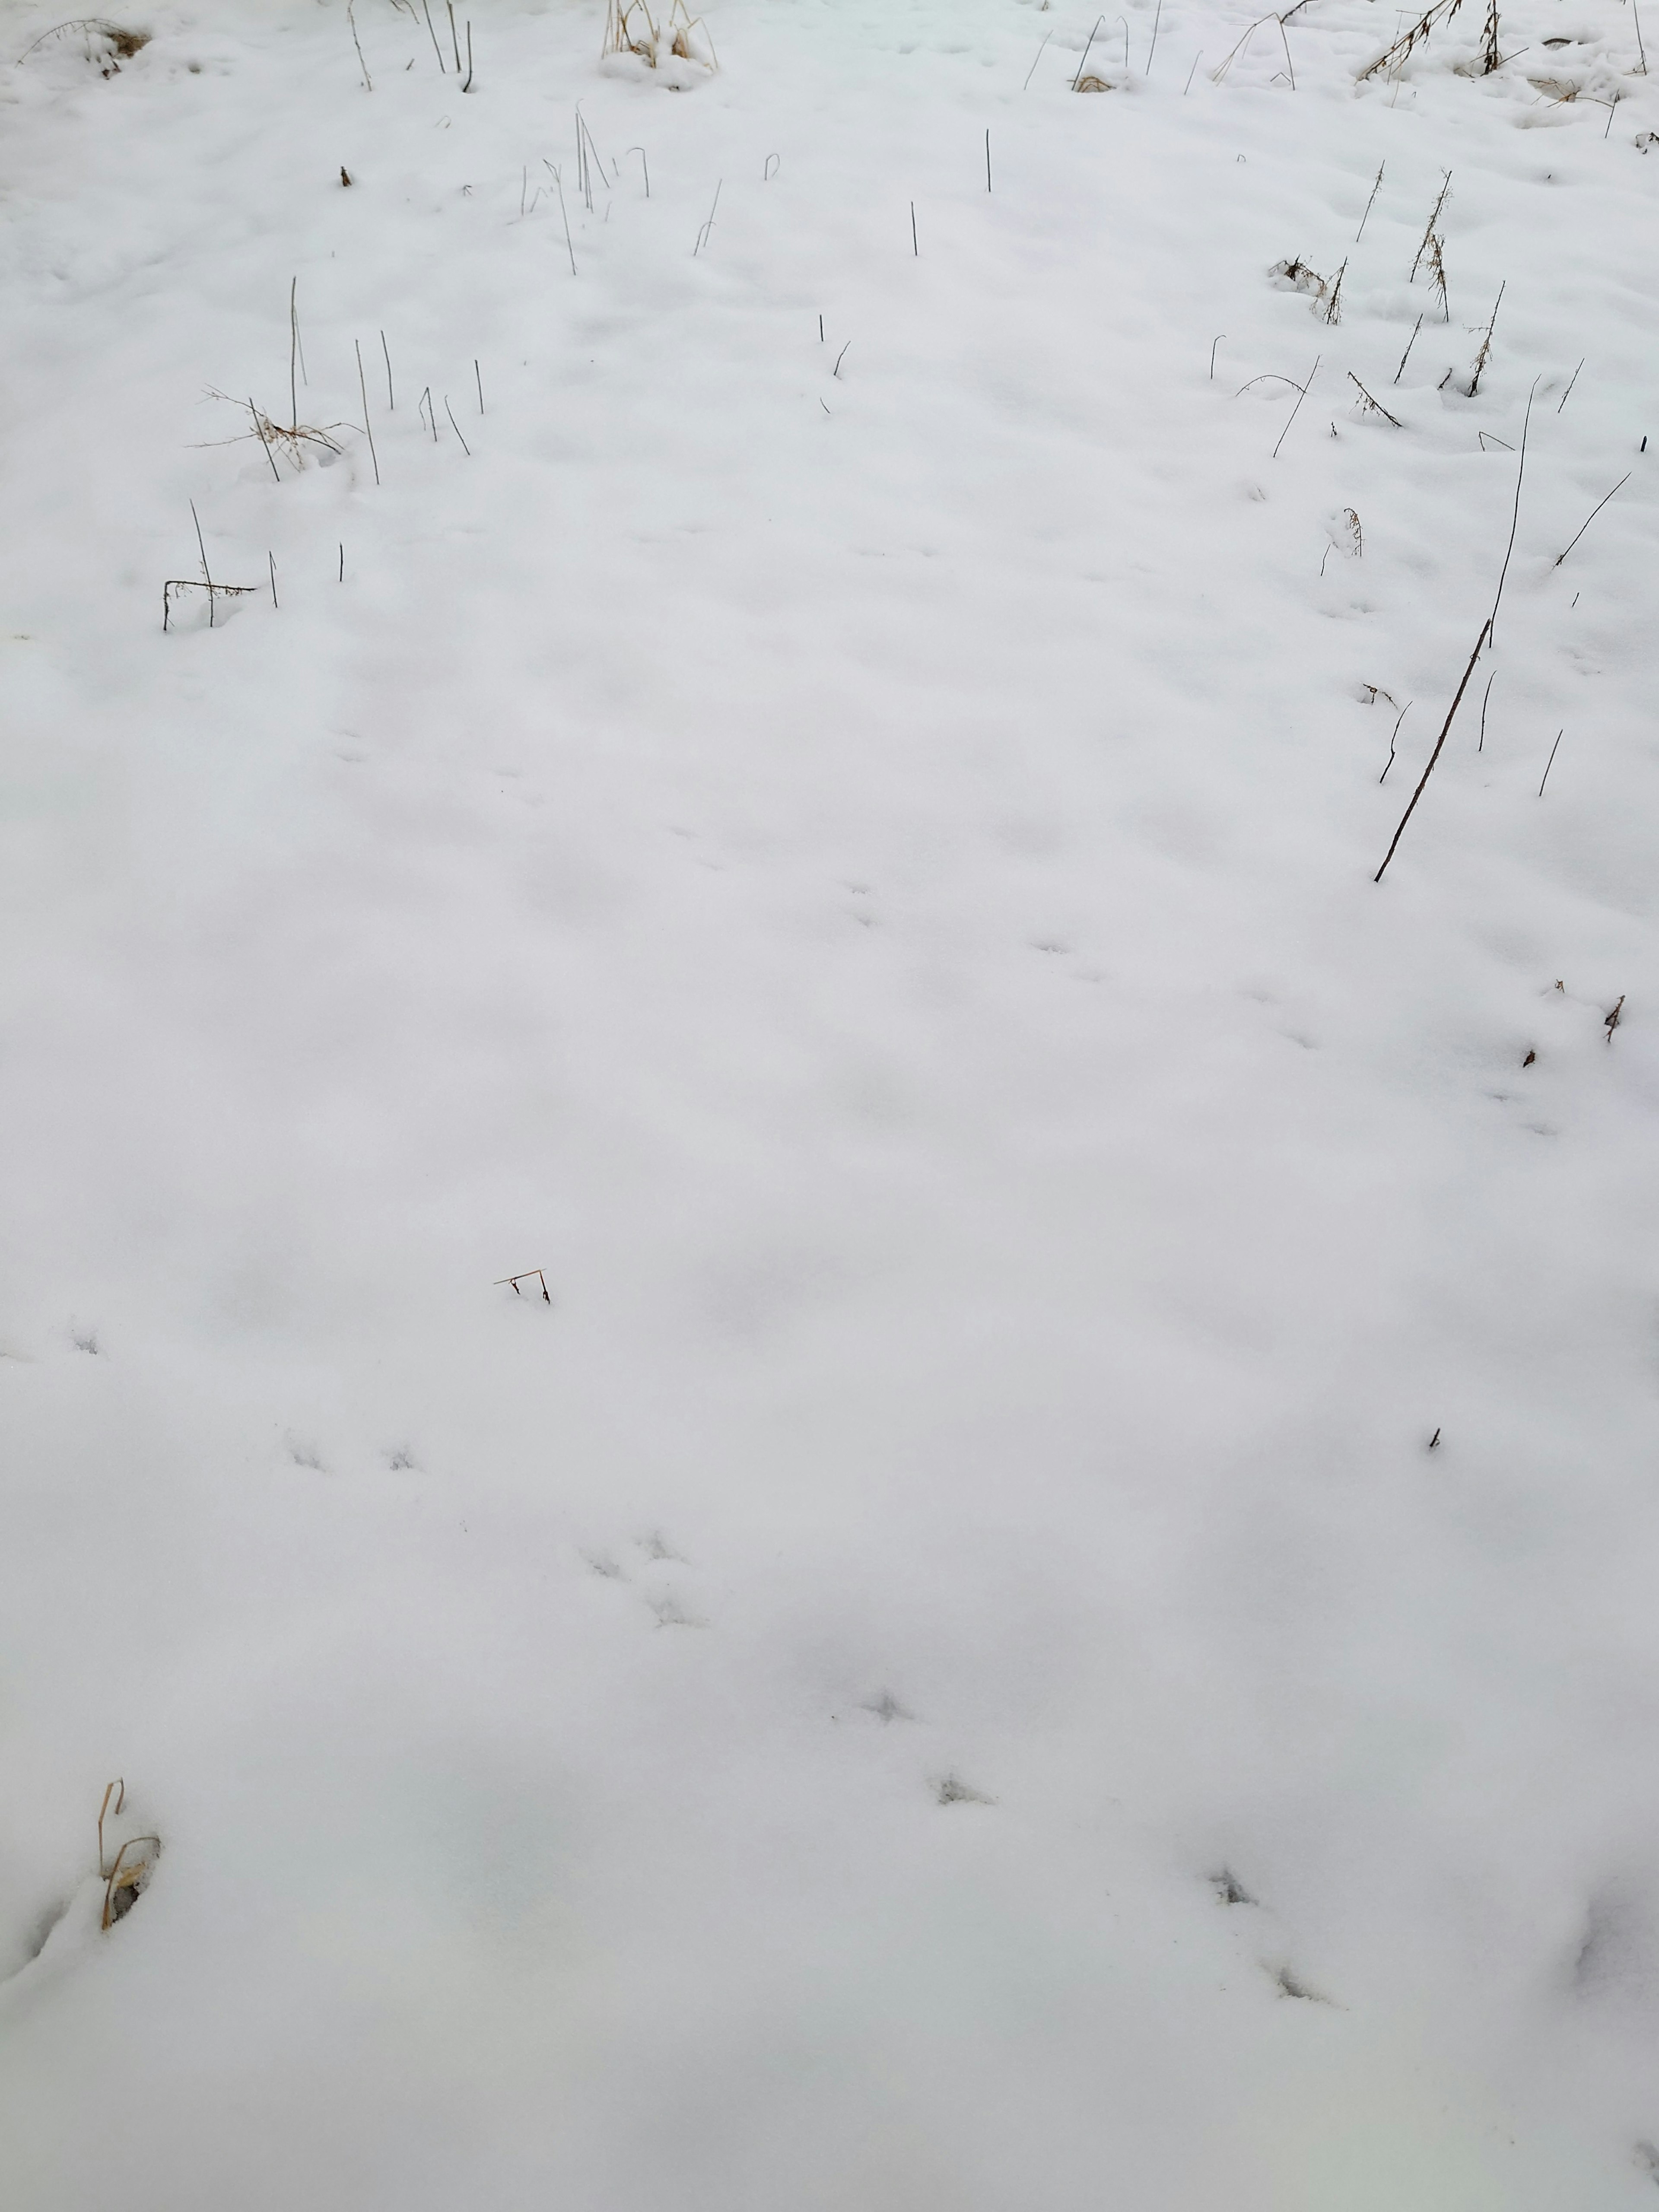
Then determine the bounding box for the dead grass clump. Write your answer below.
[202,389,344,472]
[1357,0,1465,80]
[603,0,716,72]
[16,19,149,73]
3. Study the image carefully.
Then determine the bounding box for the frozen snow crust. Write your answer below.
[3,0,1659,2205]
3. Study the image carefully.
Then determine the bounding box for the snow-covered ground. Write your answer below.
[3,0,1659,2202]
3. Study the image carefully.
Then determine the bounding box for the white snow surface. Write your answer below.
[3,0,1659,2202]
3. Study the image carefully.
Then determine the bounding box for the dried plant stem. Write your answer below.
[1552,473,1630,566]
[1374,620,1491,880]
[1072,13,1105,87]
[98,1781,125,1878]
[1467,280,1504,395]
[1023,29,1053,86]
[347,0,372,88]
[1147,0,1163,72]
[1478,670,1494,750]
[355,341,381,485]
[1557,358,1585,413]
[1272,355,1319,458]
[1349,372,1403,426]
[381,330,395,410]
[1412,173,1452,279]
[1487,379,1537,643]
[1394,312,1424,385]
[444,395,471,454]
[1355,161,1385,241]
[251,396,281,482]
[1379,700,1412,781]
[290,277,300,428]
[1538,729,1564,795]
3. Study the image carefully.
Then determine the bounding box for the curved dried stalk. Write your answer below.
[102,1835,161,1930]
[17,19,149,66]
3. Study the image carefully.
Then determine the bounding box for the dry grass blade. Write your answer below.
[98,1780,125,1877]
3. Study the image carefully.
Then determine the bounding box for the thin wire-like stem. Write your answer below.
[628,146,649,197]
[1557,358,1585,413]
[463,19,473,90]
[985,129,992,193]
[289,278,300,426]
[1393,313,1424,385]
[1355,161,1385,242]
[190,500,214,626]
[447,0,461,71]
[911,201,918,255]
[1538,729,1564,795]
[474,359,484,415]
[1210,334,1226,379]
[1146,0,1163,72]
[98,1782,125,1878]
[251,397,281,482]
[1634,0,1649,71]
[444,396,471,455]
[1272,356,1319,458]
[1373,620,1492,881]
[269,552,279,609]
[1553,473,1630,567]
[421,0,446,68]
[1379,700,1413,782]
[381,331,395,410]
[346,0,372,89]
[1487,378,1538,642]
[544,163,577,274]
[1072,14,1104,87]
[1478,670,1494,751]
[355,340,380,486]
[1184,48,1204,90]
[1023,30,1052,87]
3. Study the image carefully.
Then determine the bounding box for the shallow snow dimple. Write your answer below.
[1571,1876,1659,2017]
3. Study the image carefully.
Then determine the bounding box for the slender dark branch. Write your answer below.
[1393,313,1424,385]
[443,395,471,454]
[1272,355,1319,458]
[1374,620,1491,881]
[1348,372,1402,426]
[1487,378,1538,640]
[1538,729,1564,795]
[1552,473,1630,567]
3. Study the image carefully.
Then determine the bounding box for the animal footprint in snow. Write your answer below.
[1269,1962,1335,2005]
[934,1772,995,1807]
[1210,1868,1257,1907]
[637,1531,686,1564]
[863,1690,912,1724]
[649,1591,706,1629]
[583,1550,625,1580]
